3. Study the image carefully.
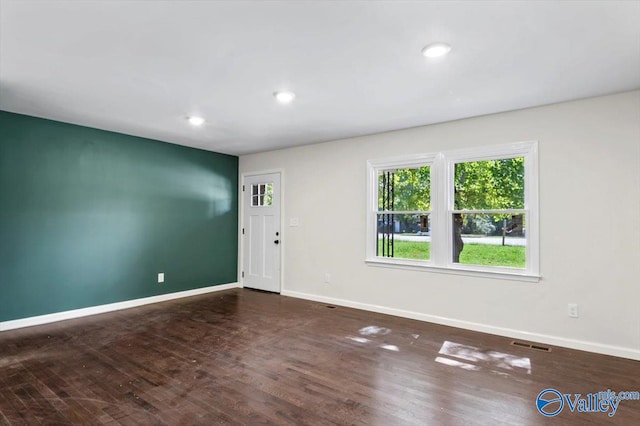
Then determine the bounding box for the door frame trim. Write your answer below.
[239,169,285,293]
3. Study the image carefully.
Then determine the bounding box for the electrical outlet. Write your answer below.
[324,273,331,284]
[158,272,165,284]
[568,303,579,318]
[289,217,299,227]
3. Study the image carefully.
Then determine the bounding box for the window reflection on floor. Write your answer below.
[347,336,371,344]
[359,325,391,336]
[345,325,398,352]
[434,356,480,371]
[380,344,399,352]
[436,341,531,375]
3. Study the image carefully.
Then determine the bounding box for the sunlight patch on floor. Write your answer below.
[436,340,531,375]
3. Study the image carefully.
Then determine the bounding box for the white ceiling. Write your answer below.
[1,1,639,156]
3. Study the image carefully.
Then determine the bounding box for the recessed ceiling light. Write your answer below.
[187,116,205,126]
[421,43,451,58]
[274,91,296,104]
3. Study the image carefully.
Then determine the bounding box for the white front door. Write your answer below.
[242,173,281,292]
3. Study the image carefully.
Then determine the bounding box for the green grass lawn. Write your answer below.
[379,240,525,268]
[382,240,431,260]
[459,243,525,268]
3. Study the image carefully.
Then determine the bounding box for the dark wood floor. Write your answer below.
[0,288,638,425]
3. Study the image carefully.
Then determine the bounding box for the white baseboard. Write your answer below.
[0,282,240,332]
[281,289,640,361]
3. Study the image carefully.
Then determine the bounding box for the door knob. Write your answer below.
[274,240,280,244]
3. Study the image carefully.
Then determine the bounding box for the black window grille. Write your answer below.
[377,171,394,257]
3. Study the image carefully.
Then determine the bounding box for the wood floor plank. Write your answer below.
[1,288,639,425]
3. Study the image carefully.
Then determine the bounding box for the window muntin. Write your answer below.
[366,142,539,279]
[251,183,273,207]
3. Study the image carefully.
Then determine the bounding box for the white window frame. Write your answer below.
[366,141,539,282]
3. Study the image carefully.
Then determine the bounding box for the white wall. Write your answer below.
[240,91,640,360]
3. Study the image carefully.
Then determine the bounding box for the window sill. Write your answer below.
[365,258,541,282]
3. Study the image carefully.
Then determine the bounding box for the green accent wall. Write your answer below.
[0,111,238,322]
